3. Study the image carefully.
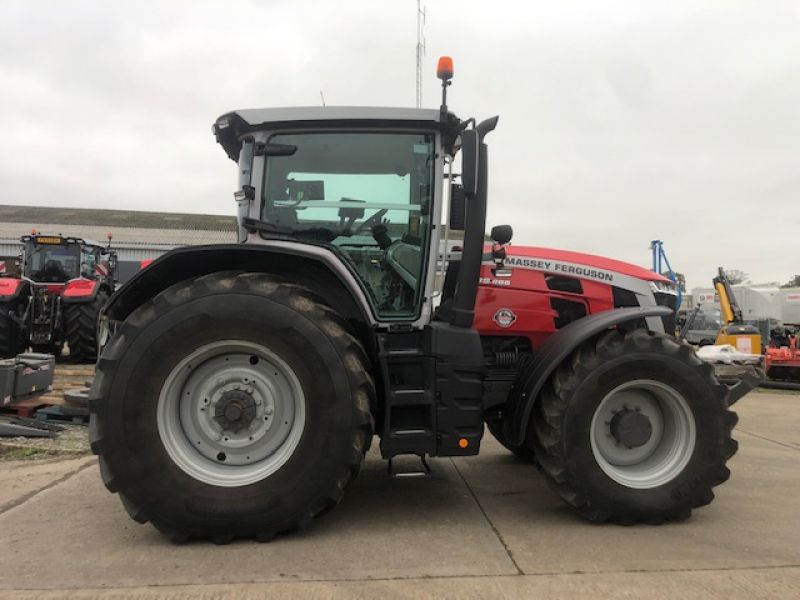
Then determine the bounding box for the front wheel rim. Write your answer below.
[589,379,696,489]
[157,340,305,487]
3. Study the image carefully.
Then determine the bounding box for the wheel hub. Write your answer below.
[590,380,696,489]
[157,340,305,487]
[609,408,652,449]
[214,390,257,433]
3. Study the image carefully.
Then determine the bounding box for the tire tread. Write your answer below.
[529,328,737,525]
[90,272,375,542]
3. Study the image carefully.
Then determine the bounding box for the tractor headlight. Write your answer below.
[649,280,677,295]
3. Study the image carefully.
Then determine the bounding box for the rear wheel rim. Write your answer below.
[589,379,695,489]
[157,340,305,487]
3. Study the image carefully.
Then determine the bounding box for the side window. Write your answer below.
[82,249,97,278]
[262,132,435,319]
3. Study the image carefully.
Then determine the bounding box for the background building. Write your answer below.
[0,204,236,282]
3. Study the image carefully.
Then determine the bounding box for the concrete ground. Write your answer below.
[0,390,798,599]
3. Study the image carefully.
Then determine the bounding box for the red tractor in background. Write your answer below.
[0,233,116,362]
[765,325,800,382]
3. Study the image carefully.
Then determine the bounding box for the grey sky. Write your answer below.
[1,0,798,290]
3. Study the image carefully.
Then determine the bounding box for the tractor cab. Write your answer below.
[213,59,492,331]
[22,235,82,283]
[21,234,114,285]
[214,106,471,327]
[256,128,437,319]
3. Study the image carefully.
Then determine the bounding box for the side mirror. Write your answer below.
[449,184,466,230]
[460,129,479,196]
[491,225,513,245]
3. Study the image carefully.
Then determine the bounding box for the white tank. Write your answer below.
[689,286,782,321]
[736,287,780,321]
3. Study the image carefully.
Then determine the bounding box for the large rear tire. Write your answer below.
[64,290,109,363]
[530,328,737,524]
[0,298,27,358]
[89,272,375,542]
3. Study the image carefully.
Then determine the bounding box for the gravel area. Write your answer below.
[0,424,90,461]
[0,364,93,462]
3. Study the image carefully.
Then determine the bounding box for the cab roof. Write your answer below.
[214,106,443,162]
[22,233,106,250]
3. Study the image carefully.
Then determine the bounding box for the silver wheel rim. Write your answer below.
[589,379,695,489]
[157,340,305,487]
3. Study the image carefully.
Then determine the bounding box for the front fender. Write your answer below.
[503,305,674,446]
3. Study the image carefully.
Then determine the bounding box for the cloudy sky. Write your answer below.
[1,0,798,290]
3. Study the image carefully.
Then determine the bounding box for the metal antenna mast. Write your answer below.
[415,0,426,108]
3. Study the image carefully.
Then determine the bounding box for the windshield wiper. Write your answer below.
[242,217,341,242]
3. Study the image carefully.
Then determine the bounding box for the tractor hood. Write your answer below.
[493,245,671,283]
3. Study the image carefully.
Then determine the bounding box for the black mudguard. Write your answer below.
[503,306,674,446]
[102,243,373,328]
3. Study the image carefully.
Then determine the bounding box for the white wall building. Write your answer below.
[0,204,236,282]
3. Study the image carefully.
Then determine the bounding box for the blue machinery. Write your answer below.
[650,240,682,309]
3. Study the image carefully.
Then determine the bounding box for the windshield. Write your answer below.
[262,131,435,319]
[24,241,81,283]
[691,309,723,331]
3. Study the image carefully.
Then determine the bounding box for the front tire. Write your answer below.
[530,328,737,524]
[64,290,109,363]
[89,272,375,542]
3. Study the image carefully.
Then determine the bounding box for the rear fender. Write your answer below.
[0,278,26,300]
[101,243,376,350]
[502,306,674,446]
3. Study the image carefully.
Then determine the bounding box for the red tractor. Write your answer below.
[0,233,116,362]
[90,58,751,543]
[765,326,800,381]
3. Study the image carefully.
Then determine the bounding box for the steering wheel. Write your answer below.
[352,209,388,236]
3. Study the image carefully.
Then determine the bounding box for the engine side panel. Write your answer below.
[475,262,617,346]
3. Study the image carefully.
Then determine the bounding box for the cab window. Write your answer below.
[262,132,435,319]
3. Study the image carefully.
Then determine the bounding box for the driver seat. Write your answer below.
[43,259,67,282]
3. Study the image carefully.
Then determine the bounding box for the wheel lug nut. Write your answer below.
[216,377,225,386]
[247,387,254,394]
[233,384,241,390]
[265,406,274,415]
